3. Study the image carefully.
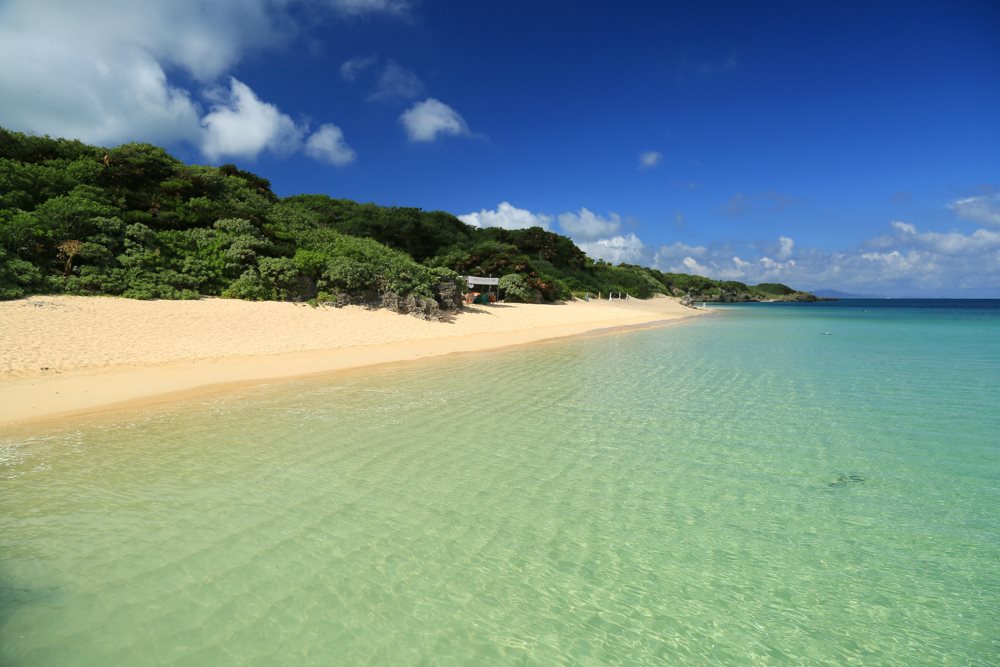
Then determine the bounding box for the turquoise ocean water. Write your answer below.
[2,300,998,664]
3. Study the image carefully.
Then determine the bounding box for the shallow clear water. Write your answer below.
[2,301,999,664]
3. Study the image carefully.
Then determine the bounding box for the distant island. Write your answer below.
[0,128,818,317]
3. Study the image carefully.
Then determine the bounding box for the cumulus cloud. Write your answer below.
[400,98,470,142]
[557,208,622,240]
[370,60,424,101]
[578,234,646,264]
[304,123,357,166]
[340,55,378,81]
[950,195,1000,226]
[638,151,663,169]
[0,0,393,161]
[458,202,552,230]
[201,78,304,161]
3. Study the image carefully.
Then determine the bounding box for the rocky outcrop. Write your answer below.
[377,291,443,321]
[433,277,466,311]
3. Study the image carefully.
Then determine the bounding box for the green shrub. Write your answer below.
[499,273,536,303]
[0,250,43,299]
[119,269,200,300]
[222,269,269,300]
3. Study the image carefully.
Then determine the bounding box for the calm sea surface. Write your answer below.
[2,300,998,664]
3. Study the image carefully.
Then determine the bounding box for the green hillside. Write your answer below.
[0,128,817,317]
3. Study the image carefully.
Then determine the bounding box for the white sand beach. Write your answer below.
[0,295,702,427]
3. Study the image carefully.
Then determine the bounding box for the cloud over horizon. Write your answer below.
[645,212,1000,296]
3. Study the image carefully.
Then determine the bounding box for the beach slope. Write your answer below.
[0,295,701,427]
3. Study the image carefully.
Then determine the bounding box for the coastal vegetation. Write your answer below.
[0,128,816,316]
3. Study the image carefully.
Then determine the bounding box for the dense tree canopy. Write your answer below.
[0,128,816,310]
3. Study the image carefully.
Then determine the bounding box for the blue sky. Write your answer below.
[1,0,998,296]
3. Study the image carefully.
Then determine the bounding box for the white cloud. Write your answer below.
[652,242,706,270]
[649,216,1000,296]
[370,60,424,101]
[458,202,552,230]
[480,199,999,296]
[655,245,795,282]
[340,55,378,82]
[638,151,663,169]
[0,2,211,146]
[759,256,796,271]
[886,223,1000,255]
[0,0,394,159]
[679,256,712,276]
[400,98,470,142]
[654,238,799,280]
[539,197,1000,296]
[304,124,356,166]
[777,236,795,259]
[891,220,917,235]
[950,195,1000,226]
[557,208,622,240]
[578,234,646,264]
[201,78,304,161]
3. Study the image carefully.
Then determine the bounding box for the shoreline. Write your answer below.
[0,295,706,431]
